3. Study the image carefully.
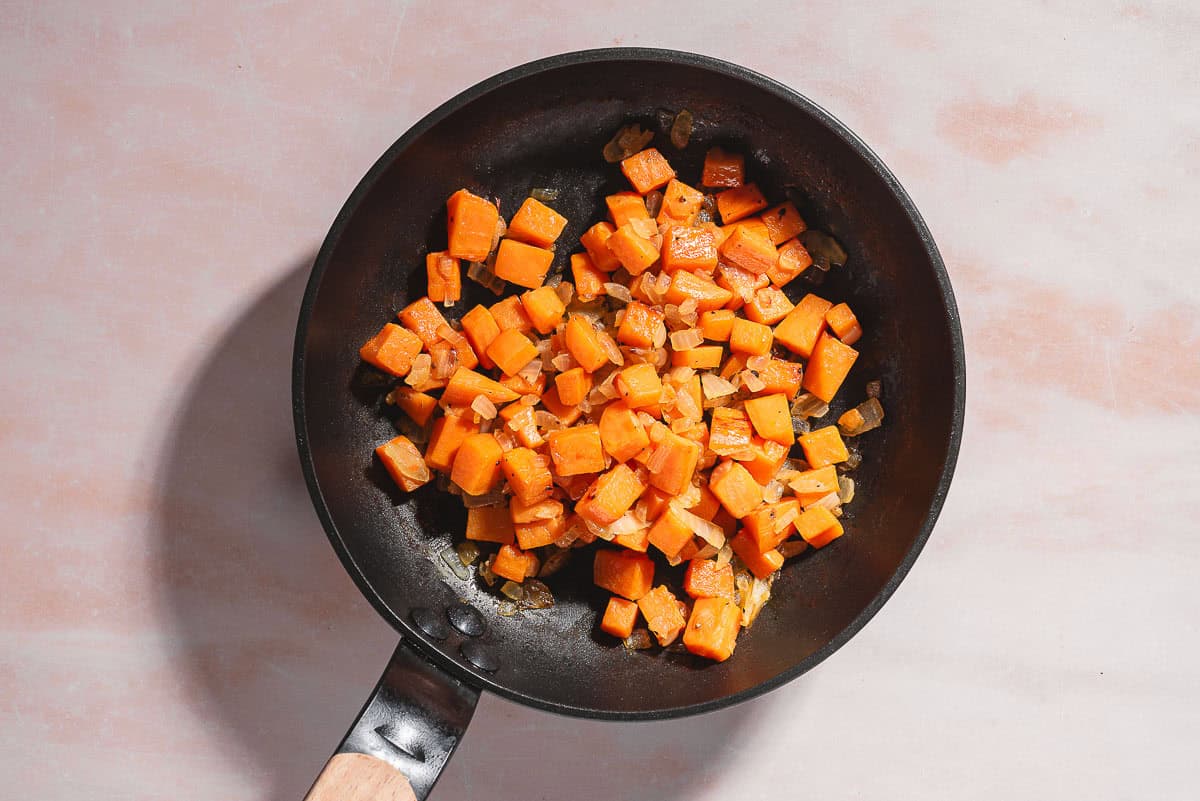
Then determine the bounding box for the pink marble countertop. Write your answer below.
[3,2,1197,799]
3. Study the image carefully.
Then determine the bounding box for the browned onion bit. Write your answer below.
[669,109,694,149]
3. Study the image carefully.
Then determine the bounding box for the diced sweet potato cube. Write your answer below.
[709,407,754,456]
[683,597,741,661]
[701,147,744,188]
[389,387,438,426]
[492,543,537,583]
[600,596,640,639]
[398,297,451,348]
[769,237,813,287]
[744,286,795,325]
[375,435,431,492]
[499,403,544,448]
[802,332,859,402]
[490,295,533,333]
[665,270,734,312]
[614,527,650,552]
[795,505,844,548]
[719,224,779,275]
[824,302,862,345]
[576,464,647,526]
[580,221,621,272]
[760,201,807,245]
[593,548,655,600]
[564,315,609,372]
[500,370,545,398]
[450,433,503,496]
[424,413,479,473]
[741,438,790,485]
[699,309,736,341]
[607,223,660,276]
[486,328,538,377]
[507,196,567,247]
[616,363,663,409]
[729,318,773,356]
[571,252,607,301]
[670,346,724,369]
[494,238,554,289]
[501,447,554,505]
[520,286,566,334]
[599,401,650,463]
[460,305,502,371]
[755,358,803,397]
[638,585,687,646]
[647,430,701,496]
[798,425,850,468]
[789,465,840,507]
[425,251,461,303]
[743,499,799,553]
[442,367,520,407]
[616,301,665,349]
[773,293,833,359]
[683,559,735,599]
[743,393,794,446]
[730,531,784,579]
[606,192,650,228]
[620,147,676,194]
[647,505,693,559]
[540,385,583,426]
[715,183,768,223]
[515,515,567,550]
[548,424,606,477]
[360,323,424,377]
[554,367,593,407]
[709,460,764,519]
[465,504,516,544]
[446,189,499,262]
[660,225,719,273]
[656,178,706,227]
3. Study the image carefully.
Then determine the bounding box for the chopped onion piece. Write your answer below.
[746,354,770,372]
[501,580,525,601]
[740,370,766,393]
[740,574,773,627]
[669,328,704,350]
[838,476,856,505]
[405,353,432,388]
[838,397,885,436]
[604,282,633,303]
[675,483,701,509]
[478,556,497,587]
[763,480,785,504]
[497,600,519,616]
[550,353,576,372]
[800,229,848,270]
[693,543,718,560]
[810,491,842,512]
[494,429,516,451]
[555,281,574,306]
[440,545,471,581]
[597,330,623,366]
[608,511,649,537]
[672,503,726,548]
[652,320,668,349]
[775,505,799,533]
[520,393,539,406]
[623,628,654,650]
[530,186,560,202]
[866,379,882,399]
[534,410,562,431]
[462,487,505,508]
[701,373,737,399]
[456,541,480,566]
[669,109,694,149]
[644,189,663,218]
[791,392,829,419]
[517,358,543,384]
[779,540,808,559]
[470,395,497,420]
[603,123,654,163]
[520,579,554,609]
[630,217,658,239]
[716,543,733,567]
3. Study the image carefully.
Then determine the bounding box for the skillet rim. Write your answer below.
[292,46,967,720]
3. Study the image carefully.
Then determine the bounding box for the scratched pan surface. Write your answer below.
[294,49,965,720]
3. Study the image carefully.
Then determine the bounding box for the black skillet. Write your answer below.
[293,48,965,800]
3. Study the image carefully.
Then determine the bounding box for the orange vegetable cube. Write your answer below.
[600,596,640,639]
[721,217,772,243]
[755,358,803,397]
[501,447,554,506]
[699,309,736,341]
[773,293,833,359]
[798,425,850,468]
[742,438,790,484]
[450,433,503,496]
[606,223,660,276]
[683,597,741,661]
[465,504,516,544]
[576,464,647,526]
[692,485,722,520]
[606,192,650,228]
[398,297,451,348]
[744,286,795,325]
[768,238,813,287]
[803,332,859,402]
[825,302,862,345]
[425,251,461,303]
[743,499,799,553]
[562,315,608,373]
[540,385,583,426]
[709,407,754,456]
[519,286,566,335]
[599,401,650,463]
[638,585,687,646]
[795,505,845,548]
[515,515,567,550]
[647,505,693,559]
[548,424,606,477]
[683,559,735,599]
[719,224,779,275]
[493,238,554,289]
[656,178,705,227]
[360,323,423,377]
[709,460,764,519]
[760,201,807,245]
[614,527,651,552]
[436,325,480,371]
[507,196,567,247]
[446,189,499,262]
[509,495,563,525]
[492,543,537,583]
[500,370,545,398]
[375,435,431,492]
[729,530,785,579]
[701,146,744,188]
[670,345,724,369]
[616,301,665,349]
[424,413,480,473]
[499,402,544,448]
[620,147,676,194]
[580,221,621,272]
[442,367,520,407]
[647,430,701,496]
[715,183,768,223]
[660,225,719,273]
[729,318,773,355]
[743,393,794,446]
[554,367,593,407]
[615,363,663,409]
[486,328,538,377]
[570,252,607,302]
[665,270,734,312]
[388,387,439,427]
[716,263,769,311]
[594,548,655,600]
[490,295,533,333]
[789,465,840,507]
[636,486,673,522]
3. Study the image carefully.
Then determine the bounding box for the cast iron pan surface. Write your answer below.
[294,48,965,720]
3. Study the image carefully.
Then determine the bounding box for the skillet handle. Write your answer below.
[303,639,480,801]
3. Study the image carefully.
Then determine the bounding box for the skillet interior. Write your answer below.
[295,49,964,719]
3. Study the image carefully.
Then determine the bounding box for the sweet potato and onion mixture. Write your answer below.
[361,117,883,662]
